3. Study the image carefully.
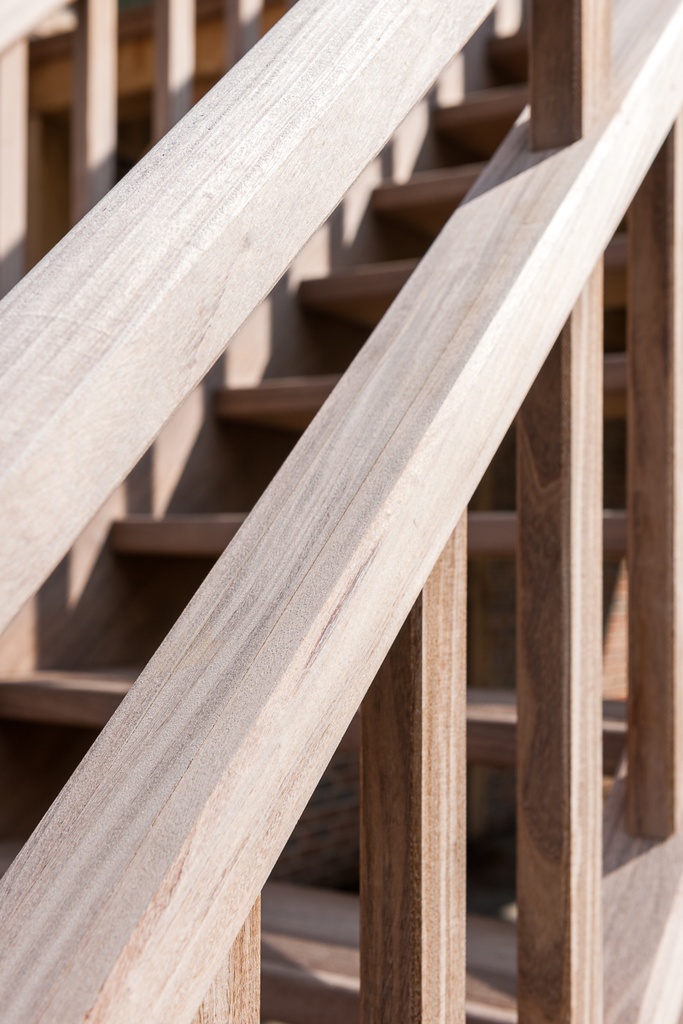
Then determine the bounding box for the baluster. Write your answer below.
[193,898,260,1023]
[71,0,118,223]
[226,0,263,69]
[153,0,196,142]
[0,39,28,299]
[360,518,467,1023]
[627,119,683,838]
[517,0,610,1019]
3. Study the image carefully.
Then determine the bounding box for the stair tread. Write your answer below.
[214,375,341,431]
[0,669,136,728]
[372,163,485,234]
[261,881,517,1023]
[435,84,529,159]
[299,237,626,327]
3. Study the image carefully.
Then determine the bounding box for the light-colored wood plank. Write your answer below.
[153,0,196,141]
[214,375,340,431]
[627,118,683,838]
[2,1,682,1018]
[71,0,118,222]
[0,670,136,727]
[434,84,528,158]
[260,881,517,1024]
[194,898,260,1023]
[360,521,467,1023]
[226,0,263,67]
[0,0,497,640]
[0,39,28,299]
[529,0,610,148]
[516,266,603,1021]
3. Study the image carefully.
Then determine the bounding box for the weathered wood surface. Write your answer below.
[517,266,604,1023]
[0,39,27,299]
[71,0,118,221]
[2,0,683,1020]
[361,522,467,1023]
[627,120,683,839]
[153,0,196,141]
[193,899,260,1023]
[0,0,497,637]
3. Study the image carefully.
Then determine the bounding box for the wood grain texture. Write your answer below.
[360,520,467,1023]
[627,118,683,838]
[2,1,683,1019]
[530,0,611,148]
[193,898,260,1023]
[604,761,683,1024]
[0,38,27,300]
[516,266,604,1023]
[226,0,263,66]
[153,0,196,141]
[0,0,496,638]
[71,0,118,222]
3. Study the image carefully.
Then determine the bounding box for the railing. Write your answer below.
[1,0,683,1021]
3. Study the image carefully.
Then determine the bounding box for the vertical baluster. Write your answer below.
[153,0,196,142]
[517,1,610,1020]
[193,898,261,1023]
[0,40,28,299]
[71,0,118,223]
[361,518,467,1023]
[226,0,263,69]
[627,120,683,838]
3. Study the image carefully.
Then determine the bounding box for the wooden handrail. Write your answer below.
[0,0,496,638]
[2,0,683,1021]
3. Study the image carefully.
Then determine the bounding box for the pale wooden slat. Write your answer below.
[627,118,683,838]
[0,0,69,54]
[360,520,467,1023]
[0,39,28,299]
[194,899,260,1023]
[516,266,604,1020]
[0,0,498,640]
[226,0,263,68]
[153,0,196,141]
[530,0,611,149]
[2,2,683,1019]
[71,0,118,222]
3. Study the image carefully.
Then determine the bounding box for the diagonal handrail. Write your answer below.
[2,0,683,1020]
[0,0,495,637]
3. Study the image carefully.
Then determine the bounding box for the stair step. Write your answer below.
[299,238,626,328]
[261,881,517,1024]
[487,32,528,85]
[214,375,340,431]
[372,163,485,235]
[435,85,529,159]
[110,509,628,561]
[0,670,136,728]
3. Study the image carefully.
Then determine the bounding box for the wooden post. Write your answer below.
[360,518,467,1023]
[153,0,196,143]
[193,898,260,1023]
[71,0,118,223]
[627,119,683,839]
[225,0,263,69]
[517,268,604,1024]
[529,0,610,148]
[0,40,28,299]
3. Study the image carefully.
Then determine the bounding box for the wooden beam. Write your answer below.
[530,0,611,148]
[627,119,683,838]
[2,1,683,1019]
[517,266,604,1021]
[0,39,28,299]
[193,899,260,1023]
[153,0,196,141]
[71,0,117,222]
[360,521,467,1023]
